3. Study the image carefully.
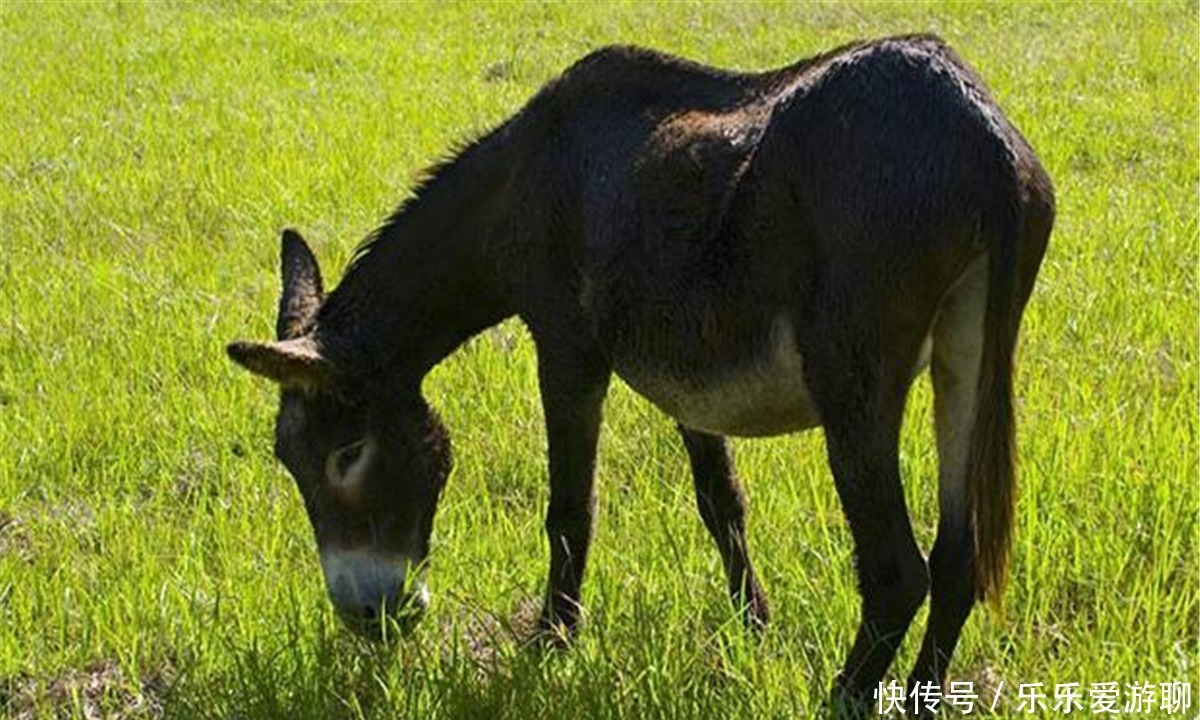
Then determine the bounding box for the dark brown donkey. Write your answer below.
[228,35,1052,712]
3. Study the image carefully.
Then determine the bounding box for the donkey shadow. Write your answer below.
[156,596,854,719]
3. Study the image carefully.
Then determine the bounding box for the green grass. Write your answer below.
[1,1,1196,717]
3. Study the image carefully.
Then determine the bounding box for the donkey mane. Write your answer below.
[346,129,509,273]
[314,111,520,377]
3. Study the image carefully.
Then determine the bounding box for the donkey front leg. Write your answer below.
[677,425,769,630]
[534,338,610,639]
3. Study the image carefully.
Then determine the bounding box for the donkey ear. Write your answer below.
[277,229,324,341]
[226,336,335,392]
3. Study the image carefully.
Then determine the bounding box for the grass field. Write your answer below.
[1,1,1197,718]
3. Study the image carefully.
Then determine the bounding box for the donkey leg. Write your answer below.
[909,256,988,689]
[677,425,769,630]
[809,361,929,711]
[534,338,611,639]
[827,425,929,709]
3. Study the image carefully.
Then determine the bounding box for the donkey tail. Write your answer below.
[969,191,1024,608]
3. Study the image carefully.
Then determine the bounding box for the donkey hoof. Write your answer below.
[742,589,771,632]
[531,609,580,649]
[530,624,575,651]
[533,624,573,650]
[828,674,874,719]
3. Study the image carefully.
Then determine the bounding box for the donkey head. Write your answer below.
[227,230,450,636]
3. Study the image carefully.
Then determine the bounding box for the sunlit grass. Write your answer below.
[1,1,1196,717]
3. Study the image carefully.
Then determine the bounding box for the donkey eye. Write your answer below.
[329,441,367,482]
[336,445,361,475]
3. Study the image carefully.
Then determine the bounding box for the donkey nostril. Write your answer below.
[362,604,377,620]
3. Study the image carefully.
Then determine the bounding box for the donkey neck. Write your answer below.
[315,132,516,385]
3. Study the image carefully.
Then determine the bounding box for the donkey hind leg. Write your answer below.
[812,349,929,711]
[534,335,611,640]
[677,426,769,630]
[909,255,989,689]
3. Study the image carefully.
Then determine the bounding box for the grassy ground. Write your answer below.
[1,1,1196,718]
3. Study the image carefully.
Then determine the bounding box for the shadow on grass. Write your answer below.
[153,597,798,720]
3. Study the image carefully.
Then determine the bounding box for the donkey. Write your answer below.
[228,35,1053,711]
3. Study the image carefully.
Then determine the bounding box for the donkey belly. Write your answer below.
[617,316,822,438]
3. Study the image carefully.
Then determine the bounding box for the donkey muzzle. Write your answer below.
[319,549,428,636]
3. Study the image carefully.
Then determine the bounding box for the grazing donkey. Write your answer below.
[228,35,1052,712]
